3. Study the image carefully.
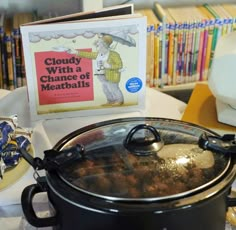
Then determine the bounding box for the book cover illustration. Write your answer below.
[21,17,146,120]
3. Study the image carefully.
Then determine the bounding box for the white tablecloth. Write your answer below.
[0,86,187,229]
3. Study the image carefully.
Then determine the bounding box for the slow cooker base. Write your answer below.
[49,188,228,230]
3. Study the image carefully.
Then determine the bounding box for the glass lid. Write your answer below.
[52,117,230,201]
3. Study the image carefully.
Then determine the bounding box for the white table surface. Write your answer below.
[0,86,188,229]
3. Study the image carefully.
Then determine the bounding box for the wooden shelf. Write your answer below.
[158,81,207,92]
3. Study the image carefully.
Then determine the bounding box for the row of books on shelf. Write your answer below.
[1,3,236,90]
[136,3,236,88]
[0,11,53,90]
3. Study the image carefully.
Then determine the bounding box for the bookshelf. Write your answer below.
[1,0,235,92]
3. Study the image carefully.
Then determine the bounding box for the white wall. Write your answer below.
[1,0,236,16]
[0,0,82,15]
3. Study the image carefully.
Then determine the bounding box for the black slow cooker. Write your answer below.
[20,117,236,230]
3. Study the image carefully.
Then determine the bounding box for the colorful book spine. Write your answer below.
[149,9,161,88]
[182,21,189,82]
[158,25,163,87]
[4,18,15,90]
[172,27,178,85]
[213,5,228,36]
[192,19,200,81]
[219,5,233,34]
[174,22,180,84]
[153,26,160,87]
[203,4,221,69]
[12,13,22,87]
[176,22,184,84]
[145,23,152,86]
[222,4,236,32]
[149,24,155,87]
[4,35,14,90]
[199,20,208,81]
[11,30,17,88]
[0,12,4,88]
[188,20,196,82]
[0,12,7,89]
[164,19,169,85]
[186,21,194,82]
[203,19,214,81]
[196,20,205,81]
[197,5,214,81]
[167,21,175,85]
[0,35,2,88]
[153,3,166,88]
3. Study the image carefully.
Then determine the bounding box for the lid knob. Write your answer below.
[124,124,164,156]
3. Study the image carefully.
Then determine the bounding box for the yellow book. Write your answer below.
[165,7,183,84]
[147,10,161,87]
[165,10,175,85]
[218,4,233,34]
[212,4,228,36]
[182,83,236,134]
[153,2,167,87]
[144,9,155,87]
[153,26,160,87]
[222,4,236,32]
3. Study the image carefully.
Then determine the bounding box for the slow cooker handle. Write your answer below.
[19,144,85,171]
[198,133,236,154]
[21,182,58,228]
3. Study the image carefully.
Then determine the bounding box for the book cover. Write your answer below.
[20,5,147,121]
[181,83,236,134]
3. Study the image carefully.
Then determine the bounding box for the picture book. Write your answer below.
[20,4,147,121]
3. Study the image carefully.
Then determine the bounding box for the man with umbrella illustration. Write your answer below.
[68,34,125,106]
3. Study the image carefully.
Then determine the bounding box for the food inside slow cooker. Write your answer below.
[60,142,227,199]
